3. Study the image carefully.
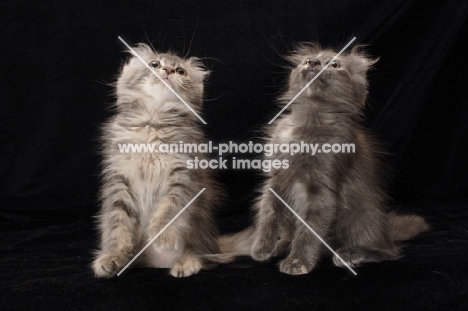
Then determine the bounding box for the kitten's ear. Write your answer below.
[348,45,379,75]
[188,57,210,79]
[126,43,156,62]
[131,43,152,53]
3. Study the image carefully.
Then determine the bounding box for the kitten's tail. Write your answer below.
[201,227,255,264]
[218,227,255,257]
[389,212,430,242]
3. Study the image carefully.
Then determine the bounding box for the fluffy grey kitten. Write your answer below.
[222,43,429,275]
[92,44,222,278]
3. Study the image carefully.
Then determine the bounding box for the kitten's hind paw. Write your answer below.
[333,246,399,268]
[251,238,277,262]
[170,255,202,278]
[92,253,128,278]
[279,257,313,275]
[333,248,367,268]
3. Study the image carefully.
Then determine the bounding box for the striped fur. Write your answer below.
[92,44,222,278]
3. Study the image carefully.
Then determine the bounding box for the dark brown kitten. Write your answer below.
[243,43,429,275]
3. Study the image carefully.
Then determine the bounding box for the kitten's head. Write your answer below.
[286,43,377,109]
[116,43,208,106]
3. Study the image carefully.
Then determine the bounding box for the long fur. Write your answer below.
[222,43,429,274]
[92,44,223,278]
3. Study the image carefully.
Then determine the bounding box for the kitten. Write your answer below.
[92,44,222,278]
[223,43,429,275]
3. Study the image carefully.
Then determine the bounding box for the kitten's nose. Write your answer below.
[306,58,321,67]
[162,67,175,75]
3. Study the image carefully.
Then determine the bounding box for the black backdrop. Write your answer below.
[1,0,467,310]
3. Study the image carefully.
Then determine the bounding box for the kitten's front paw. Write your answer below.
[279,257,313,275]
[170,255,202,278]
[93,253,129,278]
[251,237,277,261]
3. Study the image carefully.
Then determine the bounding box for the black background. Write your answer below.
[1,0,467,310]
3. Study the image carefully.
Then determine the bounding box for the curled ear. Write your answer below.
[125,43,156,63]
[347,45,379,76]
[188,57,210,80]
[131,43,153,54]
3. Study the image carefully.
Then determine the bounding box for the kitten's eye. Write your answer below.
[330,61,338,68]
[176,67,186,75]
[150,61,160,68]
